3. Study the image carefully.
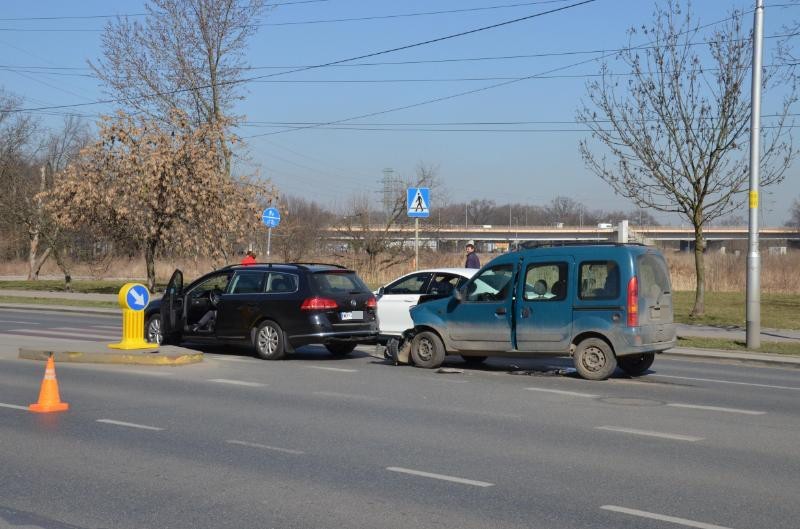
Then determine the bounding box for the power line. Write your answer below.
[0,1,574,30]
[6,0,597,114]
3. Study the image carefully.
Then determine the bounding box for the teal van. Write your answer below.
[398,243,675,380]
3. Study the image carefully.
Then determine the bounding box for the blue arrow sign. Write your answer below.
[125,284,150,311]
[407,187,430,218]
[262,207,281,228]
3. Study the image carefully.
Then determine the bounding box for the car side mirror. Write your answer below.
[453,288,464,302]
[377,286,385,296]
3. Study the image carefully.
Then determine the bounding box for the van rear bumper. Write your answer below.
[613,323,676,356]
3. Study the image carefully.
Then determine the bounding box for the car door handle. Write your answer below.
[495,307,507,316]
[520,307,531,318]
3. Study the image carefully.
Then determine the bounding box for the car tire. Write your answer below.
[254,320,285,360]
[618,353,655,377]
[411,331,446,369]
[461,355,487,365]
[325,341,357,356]
[573,337,617,380]
[145,314,176,345]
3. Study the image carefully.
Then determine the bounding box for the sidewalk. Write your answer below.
[676,323,800,343]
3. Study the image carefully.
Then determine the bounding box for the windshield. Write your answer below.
[311,271,370,295]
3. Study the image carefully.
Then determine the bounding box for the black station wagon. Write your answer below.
[144,263,378,359]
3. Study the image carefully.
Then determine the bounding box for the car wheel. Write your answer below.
[325,341,357,356]
[618,353,655,377]
[145,314,171,345]
[461,355,487,365]
[411,331,446,369]
[254,320,285,360]
[573,337,617,380]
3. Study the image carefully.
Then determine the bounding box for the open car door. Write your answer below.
[161,269,184,338]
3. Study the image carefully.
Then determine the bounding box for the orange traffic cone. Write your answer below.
[29,354,69,413]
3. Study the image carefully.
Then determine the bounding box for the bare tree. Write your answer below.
[271,196,333,262]
[577,1,796,316]
[788,197,800,227]
[339,164,439,279]
[45,110,275,290]
[90,0,265,174]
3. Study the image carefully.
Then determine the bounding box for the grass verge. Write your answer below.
[673,291,800,330]
[677,337,800,356]
[0,296,118,309]
[0,279,165,294]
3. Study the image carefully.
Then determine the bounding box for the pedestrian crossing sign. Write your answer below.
[407,187,430,218]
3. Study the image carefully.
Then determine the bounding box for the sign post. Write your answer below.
[262,207,281,257]
[109,283,158,350]
[407,187,430,270]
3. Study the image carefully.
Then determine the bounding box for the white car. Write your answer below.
[375,268,477,341]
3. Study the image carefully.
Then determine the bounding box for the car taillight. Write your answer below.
[366,296,377,309]
[301,297,338,311]
[627,276,639,327]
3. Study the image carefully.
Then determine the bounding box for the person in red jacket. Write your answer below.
[241,250,257,266]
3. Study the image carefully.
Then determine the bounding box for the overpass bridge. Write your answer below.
[323,222,800,248]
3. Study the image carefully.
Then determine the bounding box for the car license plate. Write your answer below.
[340,311,363,321]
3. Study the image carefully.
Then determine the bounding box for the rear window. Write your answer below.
[637,253,671,302]
[311,271,370,295]
[579,260,620,300]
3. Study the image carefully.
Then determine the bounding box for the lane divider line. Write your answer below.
[601,505,736,529]
[209,379,266,387]
[653,375,800,391]
[9,328,117,340]
[96,419,164,431]
[595,426,703,442]
[306,365,358,373]
[226,440,304,455]
[0,402,28,410]
[525,387,599,398]
[386,467,494,488]
[667,403,766,415]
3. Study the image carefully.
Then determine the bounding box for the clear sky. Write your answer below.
[1,0,798,225]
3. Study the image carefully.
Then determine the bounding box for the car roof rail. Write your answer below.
[513,241,647,251]
[289,262,349,270]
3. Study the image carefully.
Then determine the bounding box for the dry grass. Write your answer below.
[2,248,798,294]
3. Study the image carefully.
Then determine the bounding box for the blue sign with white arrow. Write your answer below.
[262,207,281,228]
[124,284,150,311]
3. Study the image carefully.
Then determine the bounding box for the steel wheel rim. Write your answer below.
[581,345,606,372]
[258,325,279,355]
[147,318,162,344]
[416,337,434,362]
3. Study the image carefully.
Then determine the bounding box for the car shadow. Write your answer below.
[179,340,371,361]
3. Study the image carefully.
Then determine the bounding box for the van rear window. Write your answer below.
[579,261,619,300]
[637,253,671,302]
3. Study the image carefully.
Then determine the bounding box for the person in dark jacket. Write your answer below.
[464,242,480,269]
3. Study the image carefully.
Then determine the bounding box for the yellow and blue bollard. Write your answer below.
[109,283,160,350]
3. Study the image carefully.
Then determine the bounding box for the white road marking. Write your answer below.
[0,320,40,324]
[89,325,122,331]
[312,391,382,401]
[596,426,703,442]
[306,365,358,373]
[207,355,257,363]
[601,505,735,529]
[226,440,304,455]
[209,378,266,387]
[525,387,599,398]
[0,403,28,410]
[10,328,117,340]
[653,374,800,391]
[667,403,766,415]
[96,419,164,431]
[386,467,494,488]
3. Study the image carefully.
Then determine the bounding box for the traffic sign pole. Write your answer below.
[267,227,272,257]
[108,283,158,350]
[415,218,419,271]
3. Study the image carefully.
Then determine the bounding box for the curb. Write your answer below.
[663,347,800,368]
[0,303,118,315]
[19,345,203,366]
